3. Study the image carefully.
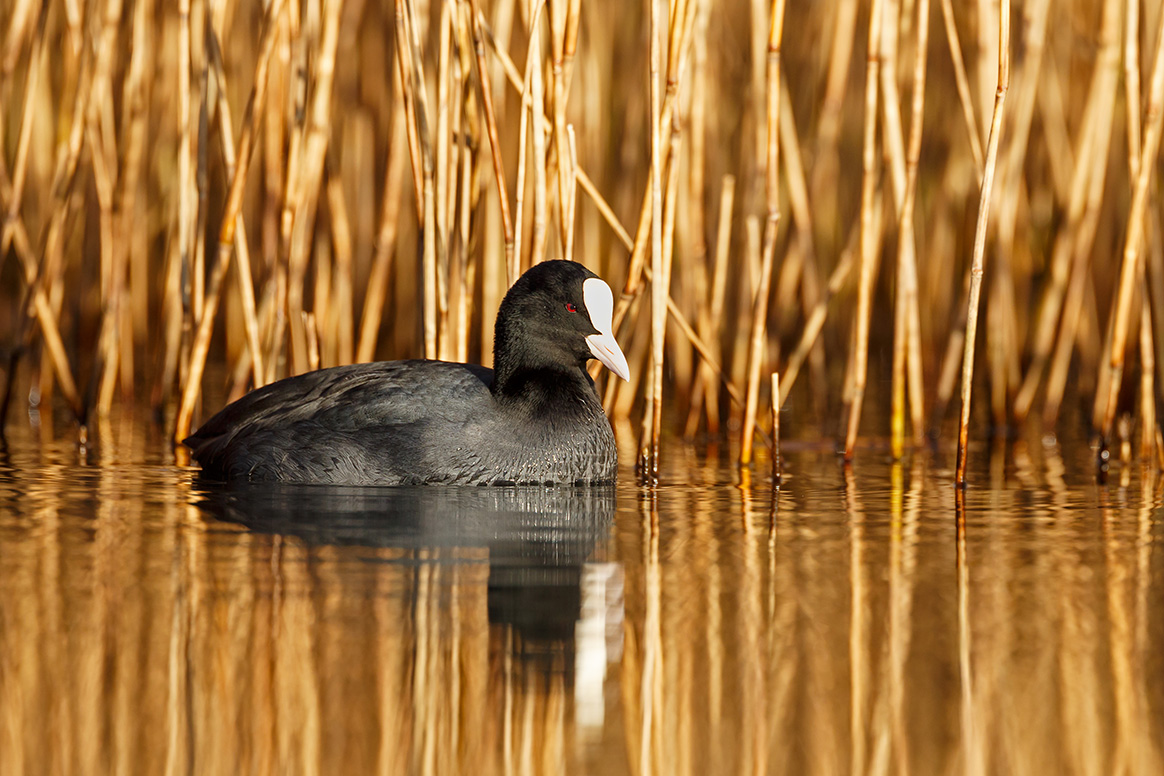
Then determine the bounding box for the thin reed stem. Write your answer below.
[894,0,930,454]
[939,0,984,175]
[207,24,265,388]
[739,0,786,466]
[1096,6,1164,446]
[955,0,1010,486]
[173,0,286,442]
[843,0,885,460]
[468,0,515,285]
[771,372,780,483]
[641,0,665,483]
[357,72,409,363]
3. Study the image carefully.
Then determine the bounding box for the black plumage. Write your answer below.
[184,260,628,485]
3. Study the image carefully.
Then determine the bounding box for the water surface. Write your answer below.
[1,410,1161,775]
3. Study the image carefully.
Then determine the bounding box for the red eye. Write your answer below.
[565,302,578,313]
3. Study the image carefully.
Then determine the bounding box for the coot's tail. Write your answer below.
[182,431,231,479]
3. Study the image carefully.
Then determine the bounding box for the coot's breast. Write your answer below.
[185,361,616,485]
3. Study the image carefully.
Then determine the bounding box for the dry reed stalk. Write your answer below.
[455,150,474,361]
[775,82,825,387]
[809,0,858,234]
[637,265,751,411]
[738,0,785,466]
[395,9,423,215]
[990,0,1048,324]
[771,372,780,483]
[287,0,343,373]
[666,0,693,117]
[259,11,288,305]
[686,0,709,363]
[1096,6,1164,446]
[938,0,985,175]
[842,0,885,460]
[986,240,1017,429]
[158,238,184,411]
[548,0,570,254]
[1040,111,1125,426]
[178,0,194,389]
[778,241,855,407]
[0,10,83,419]
[304,311,320,371]
[903,0,930,445]
[698,175,735,421]
[1126,0,1142,176]
[2,81,85,417]
[889,0,930,457]
[397,0,440,359]
[1042,250,1093,426]
[0,3,43,260]
[468,0,515,285]
[955,0,1009,486]
[1013,0,1116,424]
[609,2,697,331]
[356,78,408,363]
[325,170,354,365]
[561,0,580,100]
[685,174,734,437]
[628,0,700,429]
[1035,59,1075,204]
[975,0,996,133]
[89,109,122,414]
[173,0,286,443]
[448,6,471,338]
[435,0,453,361]
[313,196,334,365]
[113,0,155,402]
[1149,227,1164,407]
[879,0,906,208]
[1,0,38,75]
[230,280,279,400]
[638,151,685,478]
[206,24,265,388]
[1139,287,1156,461]
[563,124,578,262]
[737,215,762,398]
[192,3,209,325]
[529,2,549,268]
[479,14,692,288]
[641,0,665,482]
[510,5,539,282]
[1127,8,1158,464]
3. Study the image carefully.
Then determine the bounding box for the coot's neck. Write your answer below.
[491,323,598,412]
[491,360,598,410]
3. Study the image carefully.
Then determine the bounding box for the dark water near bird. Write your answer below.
[1,406,1162,775]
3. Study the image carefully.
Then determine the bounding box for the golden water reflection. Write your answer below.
[1,418,1161,774]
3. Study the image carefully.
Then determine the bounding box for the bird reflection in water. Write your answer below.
[193,482,624,770]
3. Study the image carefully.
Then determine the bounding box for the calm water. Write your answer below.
[1,409,1162,775]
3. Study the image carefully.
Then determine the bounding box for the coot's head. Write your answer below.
[493,260,630,390]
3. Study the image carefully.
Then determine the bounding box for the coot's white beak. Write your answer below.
[582,277,630,381]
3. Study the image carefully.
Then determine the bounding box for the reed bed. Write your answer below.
[3,0,1164,479]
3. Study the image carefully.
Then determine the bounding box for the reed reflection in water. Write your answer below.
[0,419,1162,774]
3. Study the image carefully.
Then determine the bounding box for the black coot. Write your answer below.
[183,260,630,485]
